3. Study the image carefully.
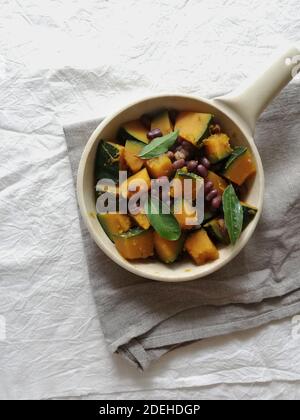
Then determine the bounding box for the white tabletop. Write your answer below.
[0,0,300,400]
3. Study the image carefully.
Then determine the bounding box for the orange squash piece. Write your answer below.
[97,213,132,242]
[174,199,198,230]
[170,169,203,200]
[223,150,256,186]
[130,212,150,230]
[206,171,228,195]
[145,154,174,178]
[122,120,149,144]
[115,229,154,260]
[124,140,144,173]
[153,231,185,263]
[120,167,151,198]
[185,229,219,265]
[203,133,232,163]
[151,110,173,135]
[174,112,213,146]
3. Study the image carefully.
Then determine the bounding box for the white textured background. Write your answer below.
[0,0,300,400]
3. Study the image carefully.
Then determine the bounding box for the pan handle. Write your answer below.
[213,44,300,136]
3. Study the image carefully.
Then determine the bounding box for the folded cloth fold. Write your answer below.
[63,85,300,370]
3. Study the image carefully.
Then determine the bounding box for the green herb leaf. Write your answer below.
[95,140,120,183]
[222,185,243,245]
[224,146,247,170]
[144,196,181,241]
[138,130,179,159]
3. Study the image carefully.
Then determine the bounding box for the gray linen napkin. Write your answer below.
[64,85,300,370]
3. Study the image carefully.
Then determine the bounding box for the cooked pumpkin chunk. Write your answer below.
[95,140,126,182]
[130,211,150,230]
[145,154,173,178]
[185,229,219,265]
[240,201,258,229]
[223,149,256,185]
[120,167,151,198]
[203,133,232,163]
[111,143,126,170]
[154,231,185,263]
[151,110,173,135]
[204,217,230,245]
[171,168,203,200]
[114,228,154,259]
[174,199,198,230]
[174,112,213,146]
[120,120,149,144]
[97,213,132,242]
[124,140,144,173]
[206,170,228,195]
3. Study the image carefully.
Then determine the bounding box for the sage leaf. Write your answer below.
[144,196,181,241]
[138,130,179,159]
[222,185,243,245]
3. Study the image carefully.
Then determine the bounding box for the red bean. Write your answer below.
[196,164,208,178]
[199,156,211,169]
[211,195,222,209]
[167,151,174,160]
[172,159,186,170]
[181,140,193,150]
[204,180,213,194]
[147,128,162,140]
[206,189,218,201]
[187,160,198,172]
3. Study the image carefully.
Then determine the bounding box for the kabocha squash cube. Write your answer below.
[97,213,132,242]
[114,228,154,260]
[223,149,256,186]
[153,232,185,263]
[174,112,213,146]
[185,229,219,265]
[174,199,198,230]
[206,170,228,195]
[171,169,203,200]
[204,217,230,245]
[241,201,258,229]
[145,154,174,178]
[124,140,144,173]
[95,140,126,182]
[203,133,232,163]
[151,110,173,135]
[120,167,151,198]
[119,120,149,144]
[112,143,127,170]
[130,211,150,230]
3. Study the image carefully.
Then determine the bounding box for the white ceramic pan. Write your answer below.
[77,45,299,282]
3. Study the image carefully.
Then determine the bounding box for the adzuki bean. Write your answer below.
[211,195,222,209]
[196,164,208,178]
[206,189,218,201]
[147,128,162,140]
[172,159,186,170]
